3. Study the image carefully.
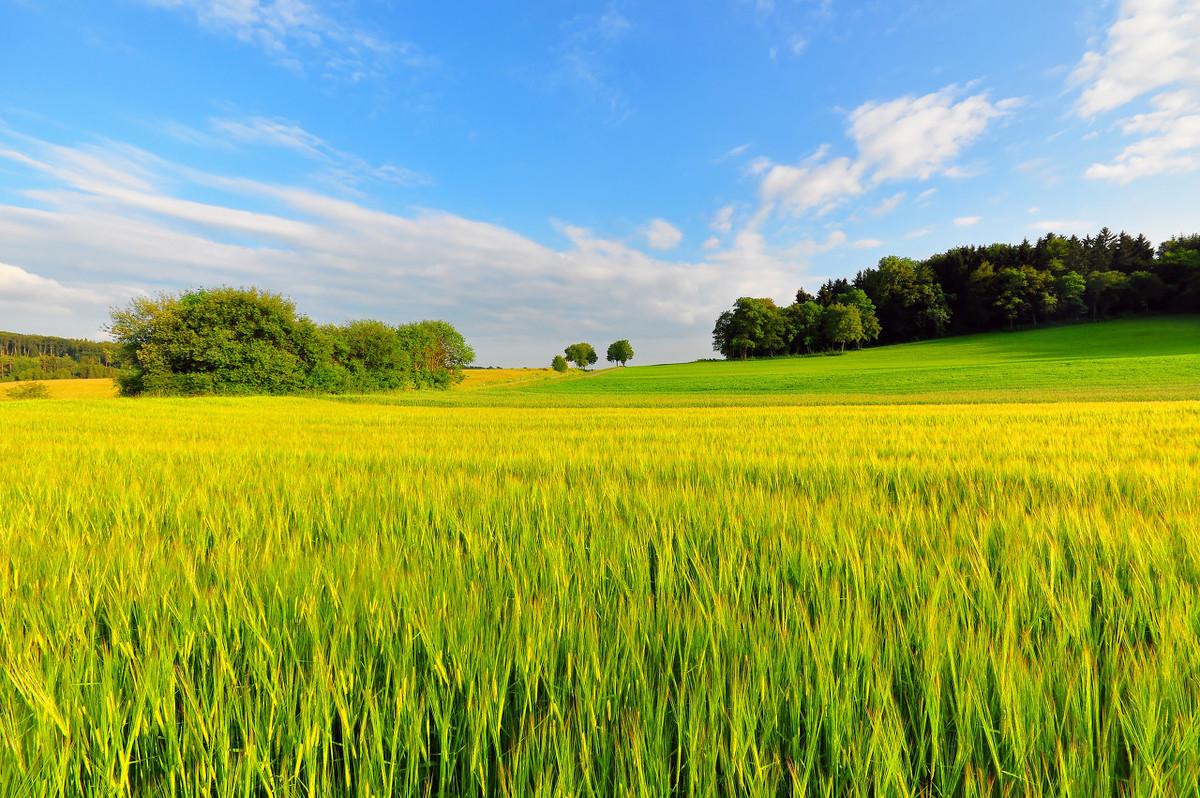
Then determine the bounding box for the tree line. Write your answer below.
[713,229,1200,358]
[110,287,474,396]
[0,331,120,382]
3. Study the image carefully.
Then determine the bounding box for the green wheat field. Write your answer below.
[2,317,1199,796]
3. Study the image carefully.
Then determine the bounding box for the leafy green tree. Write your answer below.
[1126,270,1166,312]
[108,287,325,396]
[993,268,1031,329]
[1057,271,1088,319]
[835,287,881,347]
[606,339,634,366]
[711,297,788,359]
[855,256,950,342]
[551,355,569,372]
[1085,271,1128,320]
[784,300,823,354]
[822,303,864,353]
[1019,266,1057,325]
[564,342,598,370]
[110,287,473,395]
[396,320,475,388]
[319,320,410,392]
[1156,235,1200,311]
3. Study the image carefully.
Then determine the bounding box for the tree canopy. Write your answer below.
[712,228,1200,359]
[109,287,473,396]
[606,339,634,366]
[1,331,119,382]
[564,343,598,370]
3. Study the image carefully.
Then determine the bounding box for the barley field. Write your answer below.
[2,320,1199,795]
[3,378,119,400]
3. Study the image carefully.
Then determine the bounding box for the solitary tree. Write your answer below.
[564,343,598,370]
[606,339,634,366]
[551,354,569,372]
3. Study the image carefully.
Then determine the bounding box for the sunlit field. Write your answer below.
[457,367,572,389]
[3,378,118,400]
[2,319,1199,795]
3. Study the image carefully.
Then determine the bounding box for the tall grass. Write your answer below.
[1,398,1198,795]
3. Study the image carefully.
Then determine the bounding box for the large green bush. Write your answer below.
[109,287,473,396]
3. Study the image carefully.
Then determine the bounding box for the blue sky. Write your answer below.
[1,0,1198,365]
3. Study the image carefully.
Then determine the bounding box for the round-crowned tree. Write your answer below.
[563,343,598,370]
[606,339,634,366]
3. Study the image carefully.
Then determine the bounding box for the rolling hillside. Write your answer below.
[510,317,1200,405]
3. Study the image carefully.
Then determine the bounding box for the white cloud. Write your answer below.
[871,191,905,216]
[702,236,721,250]
[916,188,938,203]
[0,261,120,334]
[758,154,865,216]
[0,129,812,364]
[201,115,430,187]
[1085,90,1200,182]
[789,230,847,257]
[1072,0,1200,182]
[140,0,427,80]
[849,238,884,249]
[953,215,981,227]
[849,85,1017,182]
[643,218,683,250]
[719,143,751,161]
[1071,0,1199,116]
[754,84,1014,218]
[904,226,934,239]
[710,204,735,233]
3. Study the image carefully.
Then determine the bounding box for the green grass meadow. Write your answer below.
[1,318,1199,795]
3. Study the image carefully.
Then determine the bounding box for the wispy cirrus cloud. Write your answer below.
[139,0,430,80]
[551,6,634,120]
[871,191,905,216]
[170,115,430,188]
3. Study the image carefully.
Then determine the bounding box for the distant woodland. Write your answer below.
[0,331,119,382]
[714,230,1200,358]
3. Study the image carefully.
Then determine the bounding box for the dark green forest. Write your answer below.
[714,230,1200,358]
[0,331,119,382]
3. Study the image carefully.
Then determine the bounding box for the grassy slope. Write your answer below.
[495,317,1200,405]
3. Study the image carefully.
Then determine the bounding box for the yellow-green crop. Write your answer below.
[2,388,1199,795]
